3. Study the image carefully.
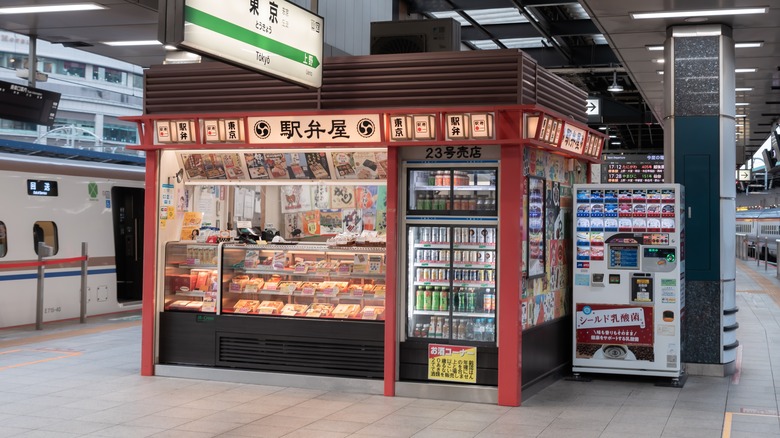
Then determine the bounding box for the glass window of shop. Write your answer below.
[0,52,26,69]
[33,221,58,256]
[59,60,86,78]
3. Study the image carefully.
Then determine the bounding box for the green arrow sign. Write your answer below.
[185,6,320,69]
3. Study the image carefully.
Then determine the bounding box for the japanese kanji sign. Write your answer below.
[247,114,381,144]
[181,0,323,88]
[428,343,477,384]
[575,303,654,345]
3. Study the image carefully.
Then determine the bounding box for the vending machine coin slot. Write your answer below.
[641,247,676,272]
[591,273,605,287]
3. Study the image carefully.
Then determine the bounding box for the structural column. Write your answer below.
[664,24,738,375]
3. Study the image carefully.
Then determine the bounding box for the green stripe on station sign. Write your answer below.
[184,6,320,69]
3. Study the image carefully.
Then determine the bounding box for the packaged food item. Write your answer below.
[280,303,309,316]
[244,277,264,292]
[233,300,260,313]
[361,306,385,320]
[332,304,362,319]
[257,300,285,314]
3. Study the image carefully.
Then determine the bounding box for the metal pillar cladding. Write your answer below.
[663,24,738,372]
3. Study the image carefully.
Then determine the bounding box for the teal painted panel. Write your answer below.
[674,116,720,281]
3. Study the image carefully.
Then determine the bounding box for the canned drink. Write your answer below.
[440,227,449,243]
[478,270,485,282]
[453,250,461,262]
[487,270,495,283]
[476,251,484,262]
[421,227,430,243]
[470,251,478,262]
[469,227,478,243]
[430,227,439,243]
[454,269,461,281]
[442,250,450,262]
[486,228,495,244]
[472,269,479,281]
[439,269,447,281]
[416,250,424,261]
[459,227,468,243]
[484,251,493,263]
[431,268,439,281]
[478,228,487,243]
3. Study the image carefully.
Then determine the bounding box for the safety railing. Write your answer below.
[33,242,89,330]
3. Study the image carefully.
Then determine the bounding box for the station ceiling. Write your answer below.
[1,0,777,165]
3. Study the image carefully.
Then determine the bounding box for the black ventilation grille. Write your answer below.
[217,333,383,379]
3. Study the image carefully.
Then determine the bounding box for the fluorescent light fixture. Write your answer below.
[612,141,622,145]
[653,58,665,64]
[598,126,607,131]
[646,45,664,51]
[736,87,753,92]
[735,68,757,73]
[735,41,764,48]
[736,114,747,118]
[0,3,106,14]
[609,135,617,138]
[631,7,767,20]
[736,103,750,106]
[103,40,161,46]
[657,70,665,75]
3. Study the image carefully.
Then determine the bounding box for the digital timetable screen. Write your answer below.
[601,154,664,184]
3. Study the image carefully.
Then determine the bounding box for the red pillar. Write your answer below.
[383,146,399,396]
[140,149,159,376]
[497,143,523,406]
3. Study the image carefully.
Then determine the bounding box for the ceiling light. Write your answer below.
[0,3,106,14]
[653,58,665,64]
[103,40,161,46]
[609,135,617,138]
[736,103,750,106]
[736,115,747,118]
[735,41,764,48]
[598,126,607,131]
[646,45,664,51]
[631,7,767,20]
[657,70,664,75]
[736,87,753,92]
[607,71,623,92]
[736,68,757,73]
[612,141,622,145]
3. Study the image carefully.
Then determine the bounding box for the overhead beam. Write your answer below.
[460,20,599,40]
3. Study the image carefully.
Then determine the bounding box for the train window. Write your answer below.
[33,221,58,256]
[0,221,6,258]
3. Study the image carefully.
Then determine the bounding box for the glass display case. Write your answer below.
[406,224,497,342]
[163,242,219,313]
[220,243,386,320]
[407,168,497,216]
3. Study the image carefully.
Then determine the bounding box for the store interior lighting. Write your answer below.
[631,7,767,20]
[0,3,106,14]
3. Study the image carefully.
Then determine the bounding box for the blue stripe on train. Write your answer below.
[0,268,117,281]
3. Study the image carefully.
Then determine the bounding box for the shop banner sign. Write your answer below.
[560,123,586,155]
[182,0,323,88]
[575,303,654,345]
[428,344,477,383]
[247,115,381,144]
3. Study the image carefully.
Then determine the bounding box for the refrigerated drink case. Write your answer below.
[403,167,499,345]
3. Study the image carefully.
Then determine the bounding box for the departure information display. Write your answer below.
[601,154,664,184]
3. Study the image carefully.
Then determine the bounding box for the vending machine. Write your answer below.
[572,183,685,381]
[398,163,499,384]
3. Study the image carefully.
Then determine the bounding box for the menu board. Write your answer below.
[602,154,665,184]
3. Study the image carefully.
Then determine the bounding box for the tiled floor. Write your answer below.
[1,259,779,437]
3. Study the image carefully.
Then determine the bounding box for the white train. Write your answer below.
[0,152,144,329]
[736,208,780,260]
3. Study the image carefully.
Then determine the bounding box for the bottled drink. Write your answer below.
[432,287,440,311]
[457,319,466,340]
[435,317,443,339]
[485,318,495,341]
[427,172,436,186]
[466,320,474,340]
[421,324,430,337]
[474,318,484,341]
[435,171,444,186]
[423,287,432,311]
[467,288,476,313]
[413,323,422,337]
[442,319,450,339]
[457,288,466,312]
[416,286,424,310]
[440,288,449,311]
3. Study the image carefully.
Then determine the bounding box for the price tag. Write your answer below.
[229,283,242,292]
[257,307,275,315]
[282,309,299,316]
[306,310,322,318]
[336,264,351,276]
[294,264,308,274]
[362,309,377,320]
[272,251,286,269]
[265,283,278,291]
[235,306,252,314]
[320,287,337,297]
[280,284,297,294]
[351,288,364,297]
[301,286,316,296]
[244,283,259,293]
[315,267,330,276]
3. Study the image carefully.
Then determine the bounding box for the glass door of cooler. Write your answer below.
[406,224,497,343]
[407,168,498,216]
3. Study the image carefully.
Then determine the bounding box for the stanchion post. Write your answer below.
[35,242,45,330]
[80,242,88,323]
